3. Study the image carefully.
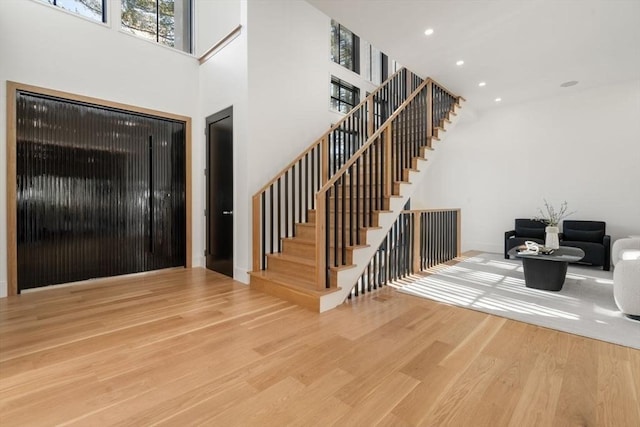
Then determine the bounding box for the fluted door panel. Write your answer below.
[16,91,186,291]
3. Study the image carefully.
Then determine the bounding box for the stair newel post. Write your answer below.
[412,211,421,273]
[321,136,329,185]
[315,192,327,290]
[426,80,434,146]
[252,194,261,271]
[383,123,393,199]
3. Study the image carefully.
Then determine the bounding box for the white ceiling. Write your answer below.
[306,0,640,111]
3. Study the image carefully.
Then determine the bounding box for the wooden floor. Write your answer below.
[1,268,639,426]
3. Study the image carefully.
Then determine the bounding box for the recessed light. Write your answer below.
[424,28,434,36]
[456,60,464,66]
[478,82,486,87]
[495,97,502,102]
[560,80,579,87]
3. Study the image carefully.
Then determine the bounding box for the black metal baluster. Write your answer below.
[298,159,302,223]
[285,171,289,236]
[269,185,274,254]
[326,190,331,286]
[341,174,346,265]
[333,185,338,268]
[356,156,360,245]
[261,193,266,269]
[277,178,281,250]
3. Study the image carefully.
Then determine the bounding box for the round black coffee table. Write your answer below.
[508,246,585,291]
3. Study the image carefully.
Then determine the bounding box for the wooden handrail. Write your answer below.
[252,67,411,197]
[402,208,461,214]
[198,25,242,65]
[316,78,432,194]
[313,78,462,288]
[433,80,465,104]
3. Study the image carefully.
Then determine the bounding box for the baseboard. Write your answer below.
[466,242,502,255]
[234,267,249,284]
[0,281,7,298]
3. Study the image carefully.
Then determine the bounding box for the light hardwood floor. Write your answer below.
[1,267,639,426]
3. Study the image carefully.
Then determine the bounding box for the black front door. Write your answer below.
[15,91,186,291]
[205,107,233,277]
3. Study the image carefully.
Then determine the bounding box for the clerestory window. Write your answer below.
[121,0,192,53]
[40,0,107,23]
[330,20,360,73]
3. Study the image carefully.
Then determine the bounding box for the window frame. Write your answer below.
[330,77,360,114]
[38,0,108,23]
[120,0,193,54]
[330,20,360,74]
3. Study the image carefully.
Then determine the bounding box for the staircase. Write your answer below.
[249,69,463,311]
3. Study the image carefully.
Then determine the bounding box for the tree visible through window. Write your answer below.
[121,0,192,53]
[330,20,359,73]
[331,77,360,114]
[42,0,106,22]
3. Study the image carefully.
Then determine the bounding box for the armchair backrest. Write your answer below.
[562,220,606,243]
[514,219,546,239]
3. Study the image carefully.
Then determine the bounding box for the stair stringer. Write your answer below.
[318,125,458,312]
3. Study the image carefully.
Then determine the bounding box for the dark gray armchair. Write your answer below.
[504,219,547,259]
[560,220,611,270]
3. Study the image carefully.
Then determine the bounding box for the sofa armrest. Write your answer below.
[504,230,516,259]
[612,238,640,267]
[603,234,611,271]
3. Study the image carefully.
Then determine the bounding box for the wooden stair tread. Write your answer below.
[281,237,369,251]
[266,252,314,266]
[249,270,335,295]
[296,222,382,231]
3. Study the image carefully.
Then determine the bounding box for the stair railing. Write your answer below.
[349,208,461,298]
[252,68,424,272]
[315,79,462,289]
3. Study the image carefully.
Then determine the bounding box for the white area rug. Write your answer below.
[397,253,640,350]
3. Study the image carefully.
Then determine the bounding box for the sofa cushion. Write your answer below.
[561,241,605,266]
[515,226,545,239]
[563,228,604,243]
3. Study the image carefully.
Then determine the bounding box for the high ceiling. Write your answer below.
[306,0,640,111]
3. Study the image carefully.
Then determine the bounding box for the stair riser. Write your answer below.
[281,240,354,264]
[328,199,391,211]
[307,212,381,228]
[250,275,319,312]
[295,224,369,243]
[266,256,314,281]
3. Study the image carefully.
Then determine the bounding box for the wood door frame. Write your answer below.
[5,81,193,296]
[205,106,233,275]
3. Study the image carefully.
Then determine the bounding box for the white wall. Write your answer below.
[0,0,201,297]
[228,0,378,280]
[413,79,640,254]
[196,0,242,57]
[198,0,248,279]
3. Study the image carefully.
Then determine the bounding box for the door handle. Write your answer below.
[222,211,233,215]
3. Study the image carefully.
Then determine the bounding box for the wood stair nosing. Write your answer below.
[294,223,374,242]
[281,237,368,264]
[249,270,339,312]
[307,209,384,226]
[265,252,316,281]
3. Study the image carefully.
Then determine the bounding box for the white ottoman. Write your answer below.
[612,238,640,320]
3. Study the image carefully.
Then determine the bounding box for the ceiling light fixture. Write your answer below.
[424,28,434,36]
[495,97,502,102]
[456,60,464,66]
[560,80,579,87]
[478,82,486,87]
